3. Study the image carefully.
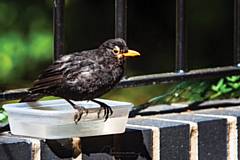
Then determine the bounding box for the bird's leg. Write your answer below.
[65,99,88,124]
[91,99,113,121]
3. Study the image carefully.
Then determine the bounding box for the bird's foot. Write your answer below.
[97,103,113,121]
[73,106,88,124]
[65,99,89,124]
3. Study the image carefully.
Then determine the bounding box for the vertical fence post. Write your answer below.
[53,0,64,60]
[176,0,186,72]
[115,0,127,41]
[234,0,240,67]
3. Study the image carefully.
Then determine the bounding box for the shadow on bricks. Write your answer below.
[81,129,152,160]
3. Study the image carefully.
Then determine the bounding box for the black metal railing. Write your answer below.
[176,0,186,73]
[0,0,240,101]
[234,0,240,66]
[53,0,64,60]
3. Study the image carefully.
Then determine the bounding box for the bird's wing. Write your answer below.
[29,52,98,93]
[29,54,75,93]
[63,54,102,86]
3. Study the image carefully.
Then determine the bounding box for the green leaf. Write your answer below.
[212,78,224,91]
[0,111,8,124]
[228,82,240,89]
[226,76,240,82]
[219,84,232,93]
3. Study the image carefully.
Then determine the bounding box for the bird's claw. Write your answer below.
[97,104,113,121]
[74,107,88,124]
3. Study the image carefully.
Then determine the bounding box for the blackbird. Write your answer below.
[20,38,140,123]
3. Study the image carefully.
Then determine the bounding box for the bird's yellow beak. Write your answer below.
[122,50,141,57]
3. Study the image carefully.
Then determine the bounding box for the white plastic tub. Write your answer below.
[3,99,132,139]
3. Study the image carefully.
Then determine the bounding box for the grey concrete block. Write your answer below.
[159,114,227,160]
[128,118,190,160]
[41,139,73,160]
[82,153,114,160]
[0,134,32,160]
[81,128,153,160]
[194,108,240,159]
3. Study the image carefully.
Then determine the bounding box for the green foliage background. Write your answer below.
[0,1,52,87]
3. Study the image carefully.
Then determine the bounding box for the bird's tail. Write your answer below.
[20,93,44,102]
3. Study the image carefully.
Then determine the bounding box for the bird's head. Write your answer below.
[100,38,140,59]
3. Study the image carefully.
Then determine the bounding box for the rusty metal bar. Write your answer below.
[176,0,186,72]
[53,0,64,60]
[115,0,127,40]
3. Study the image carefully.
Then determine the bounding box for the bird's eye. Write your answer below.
[112,46,120,54]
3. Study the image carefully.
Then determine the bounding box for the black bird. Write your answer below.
[20,38,140,123]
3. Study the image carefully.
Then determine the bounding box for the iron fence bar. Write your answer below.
[176,0,186,72]
[53,0,64,60]
[117,66,240,88]
[1,66,239,101]
[115,0,127,40]
[234,0,240,66]
[131,99,240,117]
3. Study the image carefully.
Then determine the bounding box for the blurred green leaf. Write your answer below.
[0,111,8,124]
[211,78,224,91]
[226,76,240,82]
[219,84,232,93]
[228,82,240,89]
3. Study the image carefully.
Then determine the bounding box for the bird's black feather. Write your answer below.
[21,38,127,102]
